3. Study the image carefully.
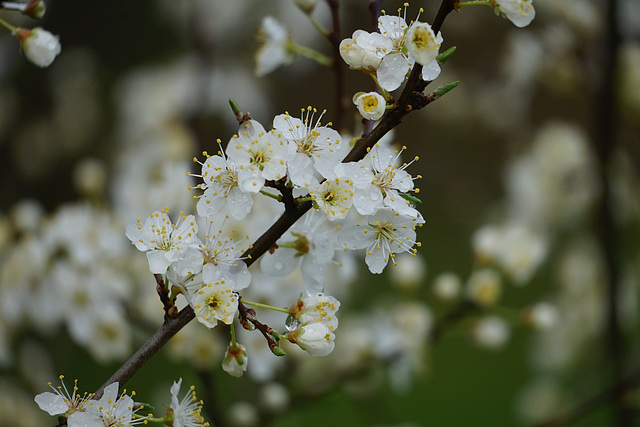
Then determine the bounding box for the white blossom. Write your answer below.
[34,376,92,420]
[273,107,345,186]
[200,219,251,290]
[255,16,292,76]
[290,292,340,332]
[15,27,61,68]
[405,22,443,81]
[338,208,423,274]
[79,382,148,426]
[170,378,208,427]
[309,177,355,221]
[466,268,503,307]
[191,146,253,220]
[259,211,334,295]
[473,316,510,349]
[290,322,335,356]
[191,270,238,328]
[339,30,382,70]
[432,271,462,300]
[353,92,386,121]
[125,209,200,274]
[495,0,536,28]
[335,144,419,217]
[473,222,548,285]
[405,22,442,67]
[226,120,288,192]
[528,302,559,331]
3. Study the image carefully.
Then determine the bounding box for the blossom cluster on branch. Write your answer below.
[9,0,638,425]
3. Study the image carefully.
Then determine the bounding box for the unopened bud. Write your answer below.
[271,346,286,356]
[24,0,47,19]
[294,0,317,14]
[222,343,248,377]
[14,27,61,68]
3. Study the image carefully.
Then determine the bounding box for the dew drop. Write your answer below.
[285,315,300,332]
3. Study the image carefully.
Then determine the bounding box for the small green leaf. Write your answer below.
[437,46,457,65]
[434,81,459,100]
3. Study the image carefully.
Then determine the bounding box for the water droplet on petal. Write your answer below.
[285,315,300,332]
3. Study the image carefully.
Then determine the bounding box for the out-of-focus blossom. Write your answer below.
[495,0,535,28]
[14,27,61,67]
[255,16,293,77]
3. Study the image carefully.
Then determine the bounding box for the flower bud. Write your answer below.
[353,91,386,121]
[14,27,61,68]
[294,0,317,14]
[24,0,47,19]
[222,343,248,377]
[289,323,335,356]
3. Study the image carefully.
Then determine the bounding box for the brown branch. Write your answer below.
[95,306,195,398]
[94,0,458,399]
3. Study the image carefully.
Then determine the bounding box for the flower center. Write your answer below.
[206,294,222,310]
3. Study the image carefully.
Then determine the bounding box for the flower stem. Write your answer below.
[260,189,283,202]
[0,17,18,33]
[241,299,290,314]
[295,196,313,203]
[230,322,237,346]
[368,73,391,100]
[288,41,333,67]
[456,1,490,7]
[308,14,330,38]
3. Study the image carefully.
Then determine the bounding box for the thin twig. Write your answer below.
[95,307,195,398]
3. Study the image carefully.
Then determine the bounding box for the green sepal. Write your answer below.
[399,193,422,205]
[272,346,287,356]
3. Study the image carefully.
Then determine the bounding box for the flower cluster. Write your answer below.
[124,105,424,372]
[340,6,443,93]
[35,377,208,426]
